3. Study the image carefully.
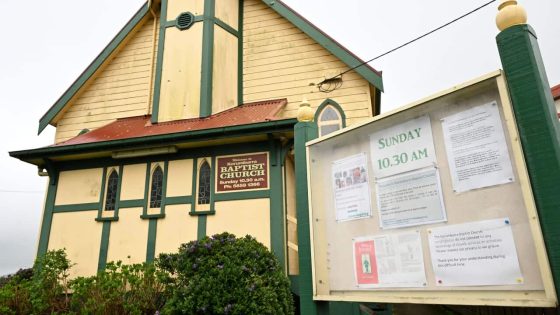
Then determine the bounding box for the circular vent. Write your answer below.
[176,12,195,30]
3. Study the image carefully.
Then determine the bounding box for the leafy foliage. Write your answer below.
[159,232,294,315]
[70,261,168,315]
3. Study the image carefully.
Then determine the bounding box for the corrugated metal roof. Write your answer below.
[552,84,560,100]
[54,99,288,147]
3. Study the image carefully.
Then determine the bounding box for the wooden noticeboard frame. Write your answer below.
[306,71,557,307]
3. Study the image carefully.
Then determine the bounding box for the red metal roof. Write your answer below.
[552,84,560,100]
[55,99,288,147]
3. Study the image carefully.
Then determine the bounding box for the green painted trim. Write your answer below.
[150,0,168,124]
[209,156,216,213]
[146,219,158,262]
[213,190,269,201]
[53,203,99,213]
[95,217,119,222]
[314,98,347,128]
[141,214,166,219]
[260,0,383,91]
[191,157,199,208]
[12,119,297,163]
[37,176,58,258]
[119,199,145,208]
[497,24,560,299]
[269,140,286,272]
[294,121,318,314]
[237,0,244,106]
[197,214,207,239]
[38,3,150,134]
[166,195,193,205]
[96,167,108,220]
[142,162,151,216]
[189,210,216,216]
[214,18,238,37]
[199,0,216,117]
[98,221,111,271]
[289,275,300,296]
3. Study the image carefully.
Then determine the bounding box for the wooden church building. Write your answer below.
[10,0,383,308]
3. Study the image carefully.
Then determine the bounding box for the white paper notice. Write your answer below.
[428,218,523,286]
[375,167,446,229]
[370,115,437,178]
[332,153,372,222]
[441,101,515,193]
[353,231,427,288]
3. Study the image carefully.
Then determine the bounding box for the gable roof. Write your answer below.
[38,0,383,135]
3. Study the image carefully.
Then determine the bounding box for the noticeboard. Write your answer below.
[306,71,557,307]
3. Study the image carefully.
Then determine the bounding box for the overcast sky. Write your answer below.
[1,0,558,276]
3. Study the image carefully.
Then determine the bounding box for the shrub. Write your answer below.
[0,271,33,315]
[30,249,72,314]
[70,261,169,315]
[158,232,294,315]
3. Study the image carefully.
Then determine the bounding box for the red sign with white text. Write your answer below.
[354,240,379,285]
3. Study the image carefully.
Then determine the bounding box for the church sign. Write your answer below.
[216,152,269,192]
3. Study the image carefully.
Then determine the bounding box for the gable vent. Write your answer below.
[176,12,195,30]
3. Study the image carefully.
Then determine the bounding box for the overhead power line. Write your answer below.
[317,0,497,92]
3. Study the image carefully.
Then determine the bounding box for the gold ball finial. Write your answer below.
[297,97,315,122]
[496,0,527,31]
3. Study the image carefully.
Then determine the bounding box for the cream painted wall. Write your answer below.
[215,0,239,30]
[555,99,559,115]
[206,198,271,248]
[55,168,103,205]
[243,0,375,126]
[48,211,102,278]
[121,163,147,200]
[106,207,148,264]
[155,204,198,255]
[167,0,205,18]
[212,27,238,114]
[158,24,204,122]
[166,159,193,197]
[284,157,299,275]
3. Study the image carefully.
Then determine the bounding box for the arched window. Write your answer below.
[104,170,119,211]
[198,160,211,205]
[149,165,164,208]
[315,99,346,137]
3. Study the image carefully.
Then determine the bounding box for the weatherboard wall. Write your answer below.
[54,14,160,143]
[242,0,376,125]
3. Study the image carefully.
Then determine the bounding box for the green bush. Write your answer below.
[0,271,33,315]
[70,261,168,315]
[158,232,294,315]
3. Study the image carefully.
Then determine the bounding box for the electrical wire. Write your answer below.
[316,0,497,91]
[0,190,43,194]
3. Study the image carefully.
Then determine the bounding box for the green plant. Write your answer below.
[30,249,72,314]
[0,271,33,315]
[158,232,294,315]
[70,261,168,315]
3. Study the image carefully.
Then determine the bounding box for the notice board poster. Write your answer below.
[375,167,446,229]
[332,153,372,222]
[307,73,554,307]
[216,153,268,192]
[353,231,426,288]
[428,218,523,286]
[441,101,515,193]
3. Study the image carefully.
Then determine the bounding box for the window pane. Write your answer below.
[320,124,340,137]
[150,166,164,208]
[104,170,118,211]
[320,106,339,121]
[198,161,211,205]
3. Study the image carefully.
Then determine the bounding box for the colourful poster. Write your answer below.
[353,240,379,285]
[332,153,372,222]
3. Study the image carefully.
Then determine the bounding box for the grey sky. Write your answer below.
[1,0,558,276]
